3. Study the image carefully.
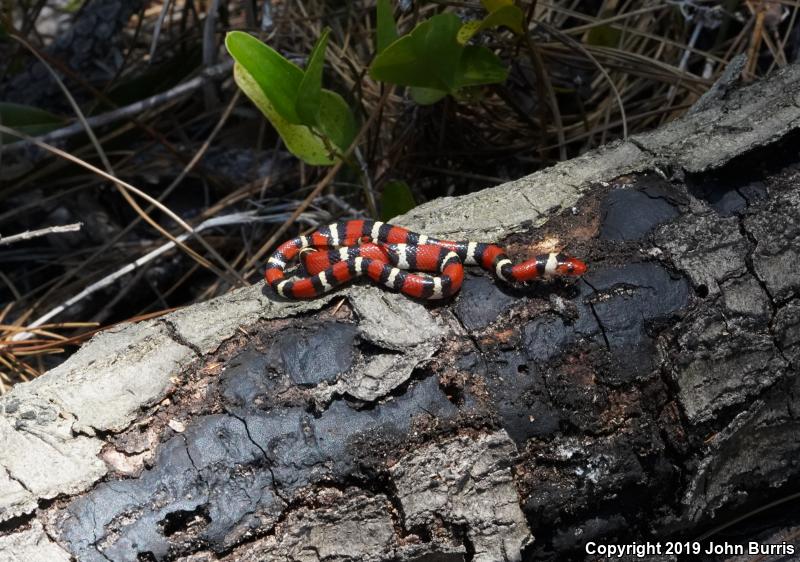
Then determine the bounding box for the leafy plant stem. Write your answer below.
[241,86,394,278]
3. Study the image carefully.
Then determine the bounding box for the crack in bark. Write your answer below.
[226,412,288,504]
[735,215,791,364]
[88,497,113,562]
[736,218,776,308]
[160,318,203,357]
[627,138,658,159]
[2,465,33,495]
[580,278,611,351]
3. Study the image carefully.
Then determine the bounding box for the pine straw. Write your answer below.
[0,0,797,387]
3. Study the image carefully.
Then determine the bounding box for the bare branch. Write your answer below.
[0,223,83,247]
[3,60,233,150]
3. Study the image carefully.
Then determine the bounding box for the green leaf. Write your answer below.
[455,45,508,89]
[227,31,357,165]
[369,13,463,92]
[225,30,304,124]
[480,0,514,13]
[380,180,416,220]
[370,13,509,101]
[376,0,399,54]
[458,4,524,45]
[0,102,66,142]
[318,89,357,154]
[586,14,622,47]
[233,62,335,165]
[64,0,87,12]
[410,87,448,105]
[479,4,524,35]
[456,21,482,45]
[296,28,330,127]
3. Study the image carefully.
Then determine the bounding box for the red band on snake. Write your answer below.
[264,220,588,300]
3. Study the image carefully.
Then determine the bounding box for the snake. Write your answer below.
[265,220,587,299]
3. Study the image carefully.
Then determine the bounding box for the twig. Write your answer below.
[3,60,233,150]
[354,146,378,217]
[202,0,222,108]
[149,0,173,60]
[7,34,240,285]
[5,212,294,344]
[536,21,629,139]
[0,223,83,246]
[15,88,247,329]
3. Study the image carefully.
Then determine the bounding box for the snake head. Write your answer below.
[512,253,588,282]
[555,254,588,277]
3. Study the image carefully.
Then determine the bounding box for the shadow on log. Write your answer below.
[1,64,799,561]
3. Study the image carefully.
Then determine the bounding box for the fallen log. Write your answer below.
[1,62,799,561]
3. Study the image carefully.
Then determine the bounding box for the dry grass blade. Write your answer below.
[9,34,243,287]
[0,124,234,279]
[6,211,267,343]
[4,61,233,150]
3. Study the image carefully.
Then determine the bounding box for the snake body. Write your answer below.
[265,220,587,299]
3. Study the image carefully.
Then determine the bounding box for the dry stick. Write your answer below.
[667,18,704,101]
[202,0,222,108]
[353,146,378,218]
[241,87,394,279]
[4,60,233,150]
[19,48,239,284]
[10,89,245,333]
[546,2,728,65]
[745,4,766,81]
[5,212,274,344]
[149,0,173,60]
[770,4,798,73]
[0,124,221,267]
[88,90,247,324]
[520,0,565,159]
[9,30,233,191]
[0,223,83,246]
[1,129,199,239]
[7,35,236,284]
[0,272,21,303]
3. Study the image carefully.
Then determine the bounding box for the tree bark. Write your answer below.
[1,64,799,562]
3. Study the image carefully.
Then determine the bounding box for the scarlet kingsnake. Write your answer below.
[265,220,588,299]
